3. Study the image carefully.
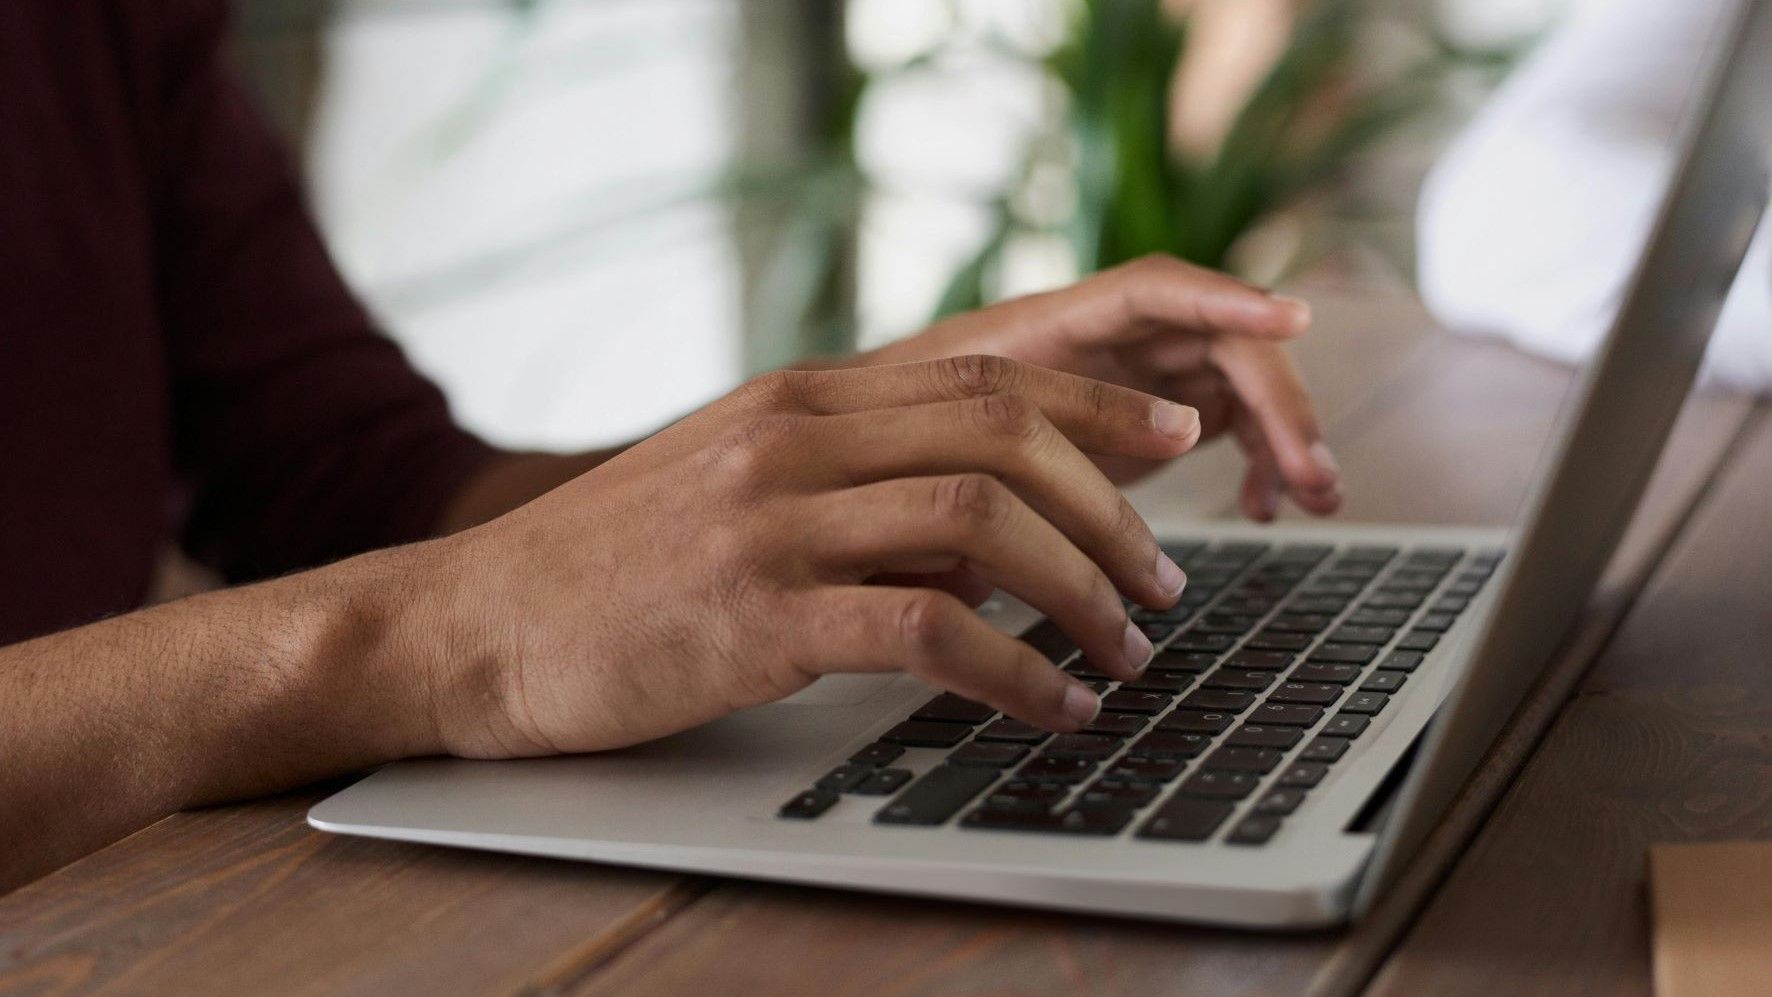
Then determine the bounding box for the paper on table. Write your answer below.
[1649,842,1772,997]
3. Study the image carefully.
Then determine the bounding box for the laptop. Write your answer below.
[309,0,1772,928]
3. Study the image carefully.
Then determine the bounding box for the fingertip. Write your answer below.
[1267,293,1313,335]
[1152,401,1203,451]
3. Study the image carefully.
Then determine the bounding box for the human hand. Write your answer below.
[864,255,1341,521]
[409,356,1201,758]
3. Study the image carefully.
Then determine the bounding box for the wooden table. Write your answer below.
[4,289,1768,996]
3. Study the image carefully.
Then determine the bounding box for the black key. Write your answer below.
[1218,651,1290,673]
[1157,710,1234,734]
[1178,689,1254,713]
[1130,731,1211,759]
[949,742,1031,768]
[975,719,1051,744]
[1214,541,1270,559]
[1100,689,1173,715]
[1227,814,1282,845]
[1289,662,1361,685]
[1123,672,1192,694]
[1169,632,1236,653]
[1285,597,1349,616]
[1360,671,1408,693]
[1193,614,1259,635]
[1444,580,1482,596]
[1250,703,1324,727]
[1246,631,1313,652]
[1150,650,1216,673]
[1083,712,1147,737]
[1064,663,1115,681]
[1309,643,1378,665]
[1343,545,1399,562]
[1323,713,1371,738]
[854,768,914,795]
[1301,736,1349,762]
[1139,624,1179,646]
[1397,630,1440,651]
[1379,650,1425,673]
[849,743,905,768]
[1160,540,1207,562]
[1132,604,1194,624]
[1045,734,1122,761]
[981,780,1067,809]
[1203,746,1283,774]
[875,765,999,826]
[961,806,1132,836]
[1342,692,1390,715]
[1268,682,1342,706]
[1327,625,1395,645]
[1138,798,1235,841]
[1215,598,1278,617]
[1346,608,1411,627]
[1254,788,1307,816]
[1202,668,1276,692]
[1414,613,1456,632]
[882,720,970,748]
[1017,755,1098,784]
[1276,543,1333,562]
[1079,780,1160,808]
[779,789,839,820]
[1363,592,1424,610]
[817,764,873,792]
[1278,761,1330,788]
[1226,724,1303,749]
[913,694,995,725]
[1177,769,1261,800]
[1300,579,1363,597]
[1106,755,1189,783]
[1019,620,1076,663]
[1406,545,1465,563]
[1267,613,1335,634]
[1386,570,1445,590]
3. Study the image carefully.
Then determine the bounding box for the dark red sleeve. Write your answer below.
[149,1,495,581]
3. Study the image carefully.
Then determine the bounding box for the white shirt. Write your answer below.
[1417,0,1772,393]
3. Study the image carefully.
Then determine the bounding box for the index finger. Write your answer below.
[771,355,1202,462]
[1210,337,1342,508]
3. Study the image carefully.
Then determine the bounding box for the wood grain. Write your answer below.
[0,790,683,996]
[1366,411,1772,997]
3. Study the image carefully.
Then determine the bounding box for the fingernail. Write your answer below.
[1153,402,1200,440]
[1155,551,1187,598]
[1268,293,1312,333]
[1122,620,1154,673]
[1063,682,1101,726]
[1309,440,1341,481]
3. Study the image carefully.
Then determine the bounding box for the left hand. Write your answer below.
[859,254,1341,522]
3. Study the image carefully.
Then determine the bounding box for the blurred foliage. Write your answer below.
[934,0,1470,318]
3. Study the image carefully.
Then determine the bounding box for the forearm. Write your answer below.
[437,449,623,533]
[0,543,440,890]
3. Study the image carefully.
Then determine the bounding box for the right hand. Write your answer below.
[406,356,1202,758]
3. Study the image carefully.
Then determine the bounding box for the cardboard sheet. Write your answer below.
[1650,841,1772,997]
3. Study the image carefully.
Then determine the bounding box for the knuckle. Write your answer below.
[971,392,1041,446]
[713,413,804,481]
[942,353,1019,399]
[894,591,958,657]
[743,369,808,410]
[932,473,1007,534]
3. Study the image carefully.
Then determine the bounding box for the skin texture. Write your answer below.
[0,255,1338,890]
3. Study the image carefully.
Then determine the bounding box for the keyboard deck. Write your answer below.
[777,540,1504,846]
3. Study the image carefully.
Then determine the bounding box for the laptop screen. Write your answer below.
[1357,0,1772,910]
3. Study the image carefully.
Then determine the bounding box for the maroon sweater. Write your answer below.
[0,1,494,645]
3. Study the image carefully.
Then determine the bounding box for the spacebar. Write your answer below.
[874,765,998,826]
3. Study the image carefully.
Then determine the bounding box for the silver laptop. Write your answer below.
[310,0,1772,929]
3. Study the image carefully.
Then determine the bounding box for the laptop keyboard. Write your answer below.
[777,540,1504,845]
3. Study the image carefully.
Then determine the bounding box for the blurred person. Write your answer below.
[1418,0,1772,391]
[0,1,1342,889]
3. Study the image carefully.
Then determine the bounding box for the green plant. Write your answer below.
[934,0,1454,317]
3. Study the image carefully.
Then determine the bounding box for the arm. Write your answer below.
[1,357,1200,891]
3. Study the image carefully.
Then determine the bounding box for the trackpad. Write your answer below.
[778,674,901,707]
